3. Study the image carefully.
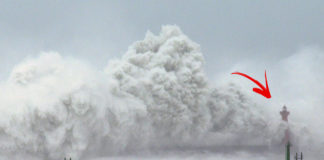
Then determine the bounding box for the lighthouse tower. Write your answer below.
[280,105,290,144]
[280,105,289,122]
[280,105,291,160]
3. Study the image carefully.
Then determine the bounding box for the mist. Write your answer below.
[0,25,322,160]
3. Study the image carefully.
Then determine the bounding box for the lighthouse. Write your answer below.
[280,105,290,144]
[280,105,291,160]
[280,105,289,122]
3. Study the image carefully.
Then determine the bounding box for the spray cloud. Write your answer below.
[0,25,321,160]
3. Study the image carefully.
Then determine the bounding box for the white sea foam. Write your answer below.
[0,25,321,160]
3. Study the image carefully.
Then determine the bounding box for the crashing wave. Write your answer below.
[0,25,314,160]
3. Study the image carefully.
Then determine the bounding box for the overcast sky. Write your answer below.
[0,0,323,80]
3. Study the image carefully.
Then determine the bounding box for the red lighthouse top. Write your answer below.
[280,105,289,122]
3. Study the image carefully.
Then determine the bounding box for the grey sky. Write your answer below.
[0,0,323,80]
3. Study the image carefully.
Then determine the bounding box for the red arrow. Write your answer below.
[231,71,271,99]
